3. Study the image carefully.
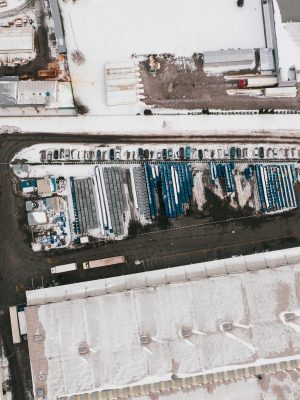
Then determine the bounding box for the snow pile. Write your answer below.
[0,343,11,400]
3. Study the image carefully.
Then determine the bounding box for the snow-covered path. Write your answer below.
[0,114,300,135]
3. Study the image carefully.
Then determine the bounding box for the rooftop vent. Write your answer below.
[78,344,89,355]
[140,335,150,345]
[222,323,233,331]
[181,328,192,338]
[38,373,45,381]
[36,389,45,397]
[34,334,43,342]
[284,312,296,322]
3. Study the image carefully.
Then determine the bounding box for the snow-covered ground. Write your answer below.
[59,0,265,116]
[25,258,300,399]
[0,343,11,400]
[2,114,300,135]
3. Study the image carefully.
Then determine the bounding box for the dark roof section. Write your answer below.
[0,81,18,106]
[48,0,67,54]
[276,0,300,22]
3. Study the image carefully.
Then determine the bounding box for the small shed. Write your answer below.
[259,48,275,72]
[203,48,255,67]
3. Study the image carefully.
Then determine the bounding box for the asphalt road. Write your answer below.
[2,133,300,399]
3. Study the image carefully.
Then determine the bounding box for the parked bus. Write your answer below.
[83,256,127,269]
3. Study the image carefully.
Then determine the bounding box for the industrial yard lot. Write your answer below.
[3,135,300,398]
[1,0,300,398]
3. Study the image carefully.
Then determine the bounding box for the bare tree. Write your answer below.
[71,50,85,65]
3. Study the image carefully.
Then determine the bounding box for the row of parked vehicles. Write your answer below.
[40,146,299,163]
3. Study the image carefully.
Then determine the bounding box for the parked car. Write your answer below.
[253,148,259,158]
[138,148,144,159]
[157,151,162,160]
[236,148,241,159]
[46,150,52,162]
[273,148,278,157]
[144,149,149,159]
[186,146,191,160]
[198,149,203,160]
[242,148,248,158]
[65,149,70,160]
[96,149,101,160]
[59,149,64,159]
[109,148,115,160]
[53,150,59,160]
[259,147,264,158]
[116,149,121,160]
[40,150,46,162]
[237,0,244,6]
[179,147,185,159]
[71,149,79,160]
[162,149,167,160]
[167,148,173,159]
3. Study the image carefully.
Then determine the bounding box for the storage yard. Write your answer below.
[10,143,299,251]
[56,0,300,115]
[4,135,300,400]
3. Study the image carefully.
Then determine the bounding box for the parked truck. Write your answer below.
[83,256,127,269]
[51,263,77,274]
[238,76,277,89]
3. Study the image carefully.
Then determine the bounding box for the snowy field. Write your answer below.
[26,257,300,399]
[59,0,265,116]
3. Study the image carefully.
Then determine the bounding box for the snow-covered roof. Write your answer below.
[0,27,34,53]
[0,80,18,106]
[17,81,58,106]
[25,247,300,399]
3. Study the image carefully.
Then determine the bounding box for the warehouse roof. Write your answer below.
[48,0,67,54]
[17,81,58,105]
[0,27,34,53]
[25,247,300,399]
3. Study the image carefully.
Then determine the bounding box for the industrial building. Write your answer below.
[0,26,35,65]
[25,246,300,399]
[203,49,255,71]
[0,78,74,109]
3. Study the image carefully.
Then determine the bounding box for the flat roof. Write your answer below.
[0,81,18,105]
[25,247,300,399]
[0,27,34,53]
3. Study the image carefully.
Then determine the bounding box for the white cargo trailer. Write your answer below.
[51,263,77,274]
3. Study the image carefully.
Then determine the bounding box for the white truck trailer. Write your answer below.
[83,256,127,269]
[51,263,77,274]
